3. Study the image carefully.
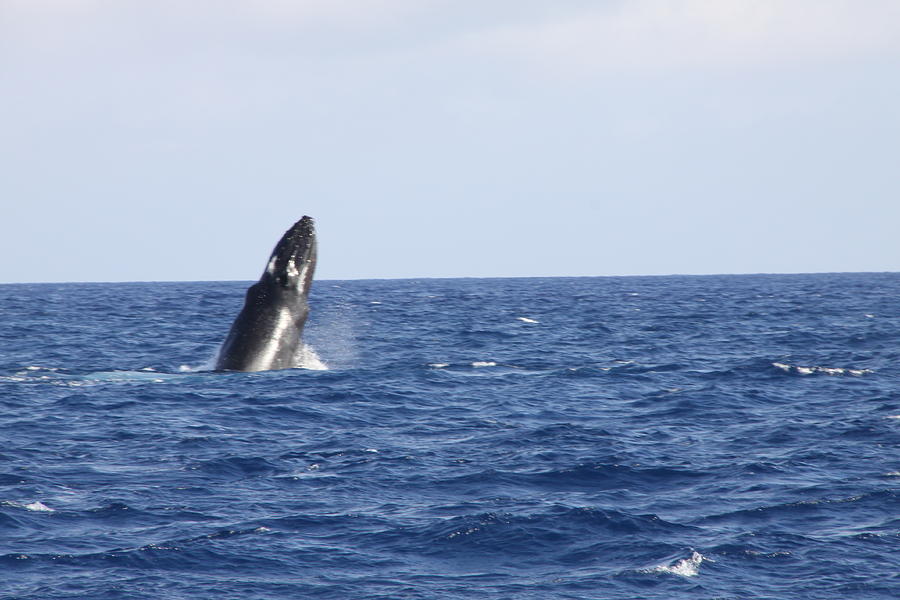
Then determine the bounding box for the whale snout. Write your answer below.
[265,216,317,289]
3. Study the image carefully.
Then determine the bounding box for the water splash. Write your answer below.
[179,350,220,373]
[303,302,358,369]
[293,343,328,370]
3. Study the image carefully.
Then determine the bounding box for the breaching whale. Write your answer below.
[215,216,317,372]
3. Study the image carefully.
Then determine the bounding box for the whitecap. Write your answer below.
[471,361,497,368]
[24,366,59,372]
[24,501,54,512]
[772,362,873,376]
[646,551,707,577]
[428,363,449,368]
[4,501,56,513]
[516,317,539,324]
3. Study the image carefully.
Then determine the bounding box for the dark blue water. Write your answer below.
[1,274,898,599]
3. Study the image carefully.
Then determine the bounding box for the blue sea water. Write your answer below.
[0,273,898,599]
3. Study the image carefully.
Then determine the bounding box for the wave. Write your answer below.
[641,550,708,577]
[364,505,693,569]
[430,463,709,497]
[695,490,898,537]
[0,524,279,572]
[772,362,873,376]
[1,500,55,513]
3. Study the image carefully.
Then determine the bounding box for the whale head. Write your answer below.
[263,216,317,292]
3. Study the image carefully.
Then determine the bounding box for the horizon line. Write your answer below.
[1,269,896,286]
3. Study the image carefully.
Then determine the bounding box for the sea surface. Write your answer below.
[0,273,898,599]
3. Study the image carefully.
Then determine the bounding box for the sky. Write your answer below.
[2,0,899,282]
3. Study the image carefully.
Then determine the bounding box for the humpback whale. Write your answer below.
[215,216,317,372]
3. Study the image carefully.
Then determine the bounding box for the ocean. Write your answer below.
[0,273,897,599]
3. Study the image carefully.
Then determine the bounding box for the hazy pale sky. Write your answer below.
[2,0,899,282]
